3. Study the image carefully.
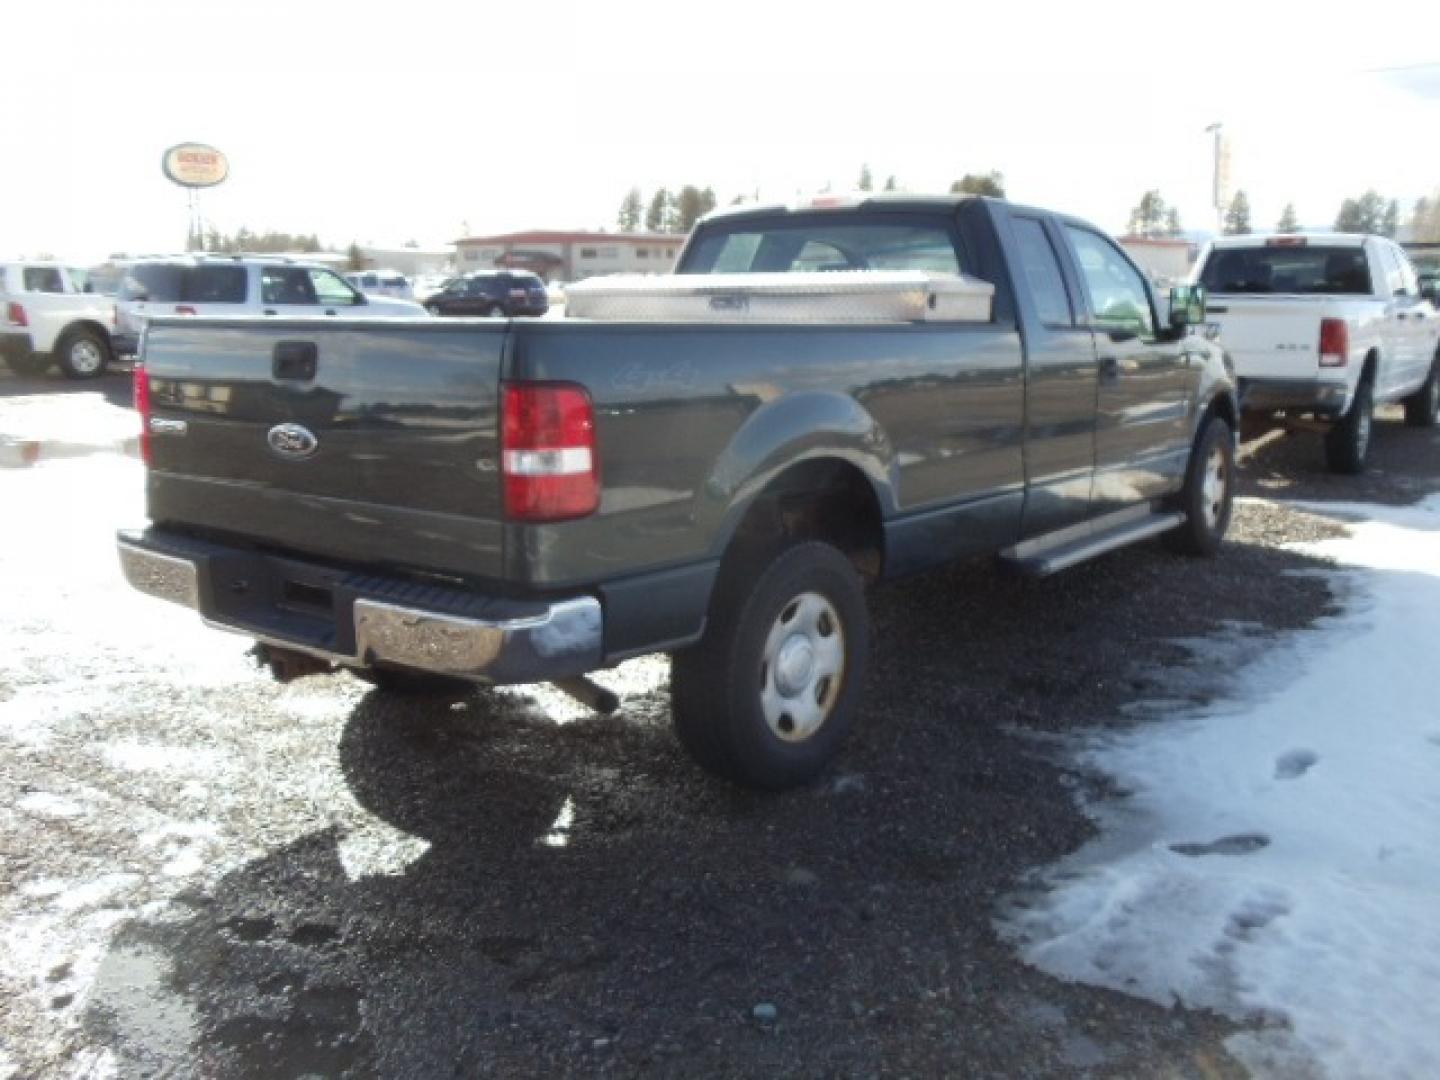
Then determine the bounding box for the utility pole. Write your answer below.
[1205,122,1227,235]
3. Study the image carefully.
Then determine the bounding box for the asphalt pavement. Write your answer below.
[2,364,1437,1078]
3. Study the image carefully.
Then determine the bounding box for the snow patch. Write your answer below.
[1002,495,1440,1080]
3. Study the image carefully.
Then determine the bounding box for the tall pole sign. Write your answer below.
[161,143,229,251]
[1206,123,1231,234]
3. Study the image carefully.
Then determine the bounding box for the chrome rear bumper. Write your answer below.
[116,531,603,684]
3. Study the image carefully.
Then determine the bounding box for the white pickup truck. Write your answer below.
[1193,234,1440,472]
[0,262,117,379]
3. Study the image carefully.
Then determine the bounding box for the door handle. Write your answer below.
[325,309,337,316]
[263,308,277,316]
[1099,355,1121,380]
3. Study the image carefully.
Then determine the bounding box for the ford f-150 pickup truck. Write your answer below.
[1194,233,1440,473]
[118,195,1237,789]
[1,262,117,379]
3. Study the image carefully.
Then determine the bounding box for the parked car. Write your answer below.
[119,194,1235,790]
[1194,234,1440,472]
[422,270,548,317]
[412,273,454,302]
[343,270,414,300]
[0,261,117,378]
[113,256,428,354]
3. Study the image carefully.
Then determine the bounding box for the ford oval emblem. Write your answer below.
[267,423,319,460]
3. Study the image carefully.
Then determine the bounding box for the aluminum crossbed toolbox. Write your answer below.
[563,271,994,323]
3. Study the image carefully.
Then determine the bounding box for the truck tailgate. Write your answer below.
[1207,296,1327,379]
[142,319,508,581]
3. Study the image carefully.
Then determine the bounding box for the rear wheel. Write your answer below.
[670,541,869,790]
[484,303,505,318]
[1403,358,1440,428]
[1324,376,1374,474]
[55,329,109,380]
[3,351,50,376]
[1166,415,1235,556]
[425,303,441,316]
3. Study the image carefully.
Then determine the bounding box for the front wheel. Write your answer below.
[670,541,869,790]
[484,303,506,318]
[1165,415,1235,556]
[1403,359,1440,428]
[424,303,441,316]
[55,329,110,379]
[1324,377,1374,474]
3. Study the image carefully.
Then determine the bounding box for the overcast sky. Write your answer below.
[3,0,1437,262]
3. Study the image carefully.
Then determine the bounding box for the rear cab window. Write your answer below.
[22,267,66,293]
[679,214,966,277]
[1200,244,1373,296]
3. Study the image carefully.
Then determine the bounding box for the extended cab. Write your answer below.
[1,262,117,379]
[118,196,1237,789]
[1194,234,1440,472]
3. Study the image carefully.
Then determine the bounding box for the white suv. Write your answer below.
[1,262,117,379]
[114,256,427,355]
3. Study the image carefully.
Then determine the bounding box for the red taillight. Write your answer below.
[134,365,153,465]
[6,301,27,327]
[1319,318,1349,367]
[501,382,599,522]
[174,305,197,316]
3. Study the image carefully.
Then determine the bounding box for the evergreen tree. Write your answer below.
[346,242,366,271]
[1335,190,1386,234]
[883,175,898,192]
[646,188,670,232]
[858,164,873,191]
[1276,203,1301,233]
[1410,193,1440,243]
[674,186,707,233]
[950,171,1005,198]
[699,187,718,218]
[1381,199,1400,239]
[1223,191,1252,235]
[618,188,644,232]
[1164,208,1184,238]
[1127,190,1168,238]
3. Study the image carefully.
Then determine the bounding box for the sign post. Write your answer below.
[161,142,229,250]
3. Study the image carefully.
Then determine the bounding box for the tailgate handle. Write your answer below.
[273,341,317,381]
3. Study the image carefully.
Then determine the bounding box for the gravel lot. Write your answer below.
[2,366,1437,1078]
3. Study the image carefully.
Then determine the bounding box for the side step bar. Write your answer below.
[999,504,1185,577]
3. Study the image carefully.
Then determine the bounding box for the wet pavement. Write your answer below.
[2,371,1438,1077]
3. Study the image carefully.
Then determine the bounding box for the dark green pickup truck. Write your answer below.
[119,195,1237,789]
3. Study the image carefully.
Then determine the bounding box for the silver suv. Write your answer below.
[113,256,427,355]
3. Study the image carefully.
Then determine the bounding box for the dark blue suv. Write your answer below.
[422,271,549,318]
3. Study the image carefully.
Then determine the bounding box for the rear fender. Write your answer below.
[702,390,896,557]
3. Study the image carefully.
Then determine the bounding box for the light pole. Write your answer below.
[1205,122,1226,235]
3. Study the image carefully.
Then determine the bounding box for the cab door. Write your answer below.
[1060,225,1199,512]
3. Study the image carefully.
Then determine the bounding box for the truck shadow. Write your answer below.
[82,517,1341,1078]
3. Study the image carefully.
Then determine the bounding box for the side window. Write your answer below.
[467,277,492,296]
[1394,248,1420,298]
[184,266,247,303]
[309,269,363,306]
[261,267,317,305]
[1012,218,1074,327]
[22,267,65,293]
[1064,227,1155,335]
[1378,243,1412,297]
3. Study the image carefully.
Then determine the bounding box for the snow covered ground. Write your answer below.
[1002,495,1440,1079]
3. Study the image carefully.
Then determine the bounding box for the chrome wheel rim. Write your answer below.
[1201,444,1228,530]
[69,339,103,375]
[759,591,845,743]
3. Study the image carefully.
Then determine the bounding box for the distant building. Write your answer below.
[354,246,453,277]
[454,231,685,283]
[1118,237,1196,285]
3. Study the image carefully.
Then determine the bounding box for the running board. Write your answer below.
[999,505,1184,577]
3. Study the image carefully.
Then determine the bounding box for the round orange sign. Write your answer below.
[161,143,229,188]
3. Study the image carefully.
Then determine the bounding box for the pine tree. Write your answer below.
[1164,208,1183,238]
[699,187,718,218]
[618,188,644,232]
[346,242,365,271]
[883,175,898,192]
[1381,199,1400,239]
[646,189,670,232]
[1127,191,1168,238]
[1223,191,1252,235]
[1336,190,1386,234]
[675,186,707,233]
[950,171,1005,198]
[1277,203,1300,233]
[858,164,873,191]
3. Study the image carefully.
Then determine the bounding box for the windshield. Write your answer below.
[1200,245,1372,295]
[680,214,964,276]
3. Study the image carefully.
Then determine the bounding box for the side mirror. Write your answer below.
[1168,283,1206,329]
[1420,276,1438,303]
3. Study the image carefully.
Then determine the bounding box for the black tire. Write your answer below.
[351,666,476,699]
[55,328,110,380]
[1165,415,1235,556]
[670,541,869,790]
[1324,376,1374,474]
[4,351,51,376]
[425,303,441,316]
[1403,358,1440,428]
